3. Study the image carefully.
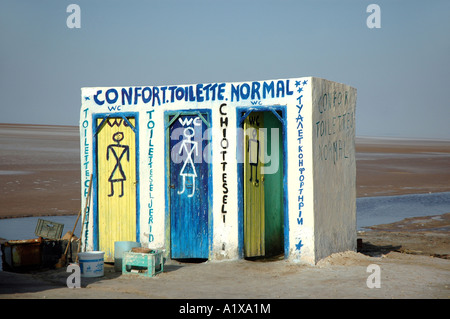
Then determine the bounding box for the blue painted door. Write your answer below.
[168,112,210,259]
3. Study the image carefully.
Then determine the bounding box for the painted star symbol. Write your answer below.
[84,96,90,101]
[302,80,308,85]
[295,80,302,87]
[295,240,303,251]
[297,87,303,93]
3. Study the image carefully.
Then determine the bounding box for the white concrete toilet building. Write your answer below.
[79,76,357,265]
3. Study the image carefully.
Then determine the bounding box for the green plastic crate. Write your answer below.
[35,219,64,239]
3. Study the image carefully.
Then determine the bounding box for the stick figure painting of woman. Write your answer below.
[107,131,129,197]
[177,127,198,198]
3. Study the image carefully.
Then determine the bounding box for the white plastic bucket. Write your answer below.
[78,251,105,277]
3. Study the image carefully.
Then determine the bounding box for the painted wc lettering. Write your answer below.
[248,115,260,126]
[295,80,308,252]
[147,109,155,242]
[178,117,202,127]
[220,103,229,216]
[231,80,294,102]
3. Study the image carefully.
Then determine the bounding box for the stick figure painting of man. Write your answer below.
[107,131,129,197]
[247,128,260,185]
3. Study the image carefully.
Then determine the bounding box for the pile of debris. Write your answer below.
[1,218,79,272]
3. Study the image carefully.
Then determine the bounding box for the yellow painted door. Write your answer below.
[96,117,137,262]
[243,112,265,257]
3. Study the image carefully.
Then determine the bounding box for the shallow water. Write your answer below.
[1,192,449,270]
[1,192,449,240]
[356,191,450,230]
[0,215,82,242]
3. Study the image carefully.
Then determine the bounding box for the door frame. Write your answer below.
[164,109,213,259]
[92,112,140,251]
[236,106,289,259]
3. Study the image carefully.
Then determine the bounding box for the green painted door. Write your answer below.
[263,112,284,257]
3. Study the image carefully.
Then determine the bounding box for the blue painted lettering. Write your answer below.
[231,84,239,102]
[295,79,308,253]
[251,82,261,100]
[231,80,293,102]
[142,87,152,103]
[92,80,294,106]
[168,86,177,102]
[94,90,104,105]
[160,86,167,103]
[134,87,142,105]
[122,88,133,105]
[240,83,250,100]
[263,81,274,99]
[218,83,226,100]
[147,109,156,242]
[152,87,160,106]
[196,83,204,102]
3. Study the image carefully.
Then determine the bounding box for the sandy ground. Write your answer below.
[0,124,449,300]
[0,124,81,218]
[356,137,450,197]
[0,251,448,300]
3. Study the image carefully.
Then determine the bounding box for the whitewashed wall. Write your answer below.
[311,78,357,263]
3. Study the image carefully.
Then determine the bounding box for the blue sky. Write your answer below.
[1,0,449,139]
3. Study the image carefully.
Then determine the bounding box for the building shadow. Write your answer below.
[357,239,402,257]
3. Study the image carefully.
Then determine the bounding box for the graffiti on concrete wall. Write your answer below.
[315,90,354,164]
